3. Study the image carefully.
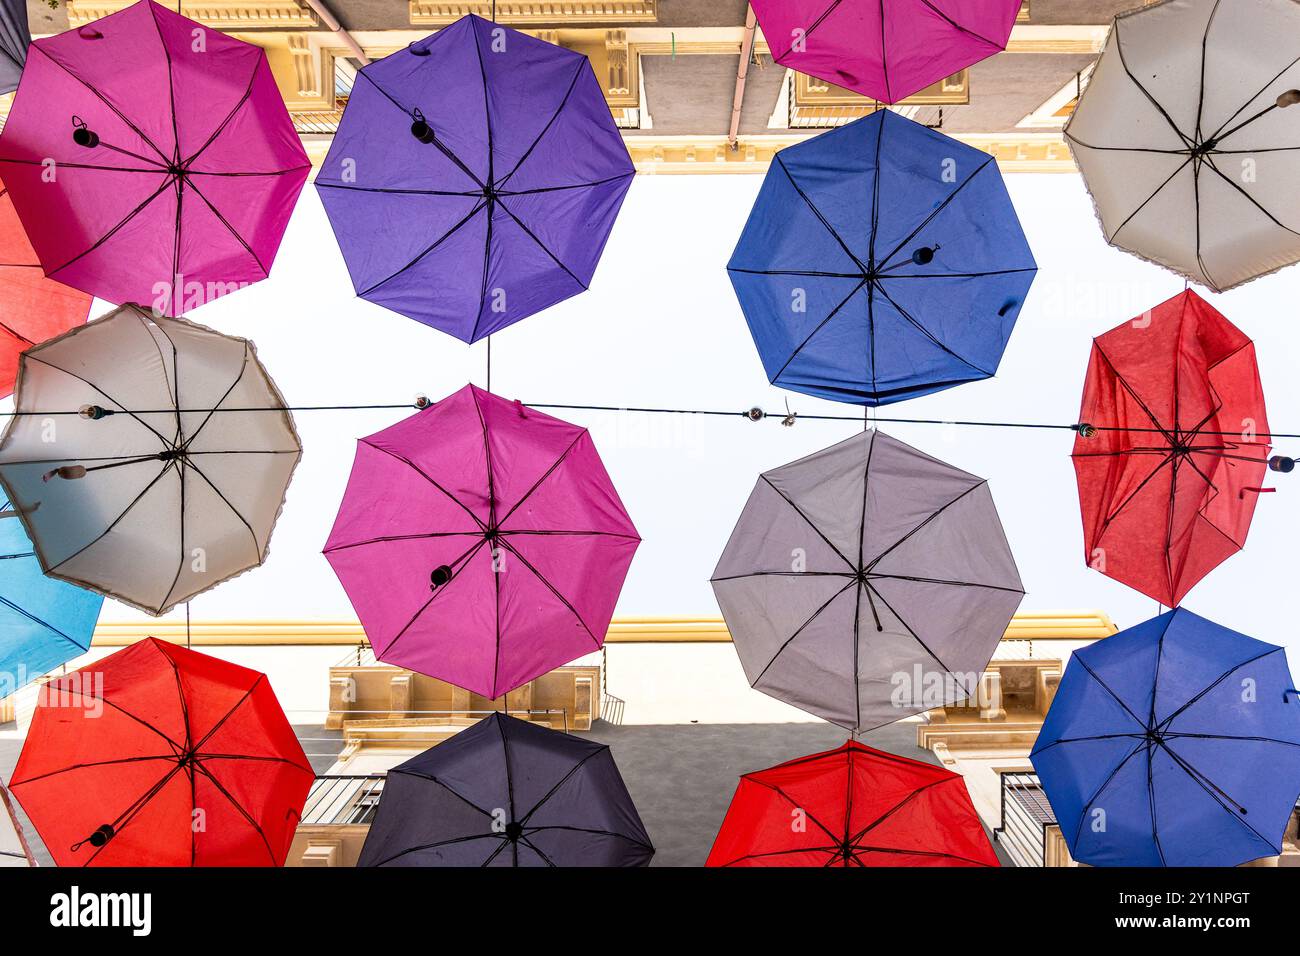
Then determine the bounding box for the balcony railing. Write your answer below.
[994,771,1057,867]
[302,775,385,826]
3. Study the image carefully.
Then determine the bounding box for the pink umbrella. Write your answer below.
[325,385,639,698]
[752,0,1022,104]
[0,0,308,315]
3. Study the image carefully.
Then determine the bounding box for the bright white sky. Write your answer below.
[18,172,1300,657]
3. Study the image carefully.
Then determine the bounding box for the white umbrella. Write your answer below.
[1067,0,1300,291]
[0,304,300,614]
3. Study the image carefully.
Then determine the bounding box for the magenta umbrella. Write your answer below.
[752,0,1022,104]
[0,0,308,314]
[324,385,639,698]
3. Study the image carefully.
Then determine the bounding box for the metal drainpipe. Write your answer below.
[728,5,759,149]
[304,0,371,66]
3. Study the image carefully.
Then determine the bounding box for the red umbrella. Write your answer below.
[8,638,312,866]
[0,184,90,397]
[706,740,998,867]
[1073,289,1270,607]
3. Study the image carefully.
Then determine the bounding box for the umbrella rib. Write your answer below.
[769,0,842,62]
[1094,454,1175,545]
[1155,647,1282,733]
[873,281,993,377]
[1090,343,1177,440]
[177,57,260,170]
[182,456,263,575]
[379,538,490,658]
[354,70,485,190]
[1062,132,1187,155]
[45,461,179,577]
[323,530,485,554]
[1156,740,1279,851]
[751,579,857,686]
[1067,738,1147,851]
[728,266,865,278]
[496,171,634,198]
[853,430,878,727]
[389,768,496,819]
[29,43,171,165]
[494,61,585,191]
[1163,732,1300,749]
[178,351,254,455]
[523,824,654,851]
[190,759,280,865]
[8,754,177,789]
[876,267,1038,280]
[1191,158,1217,290]
[875,157,995,271]
[864,580,961,678]
[495,431,586,529]
[1106,156,1194,245]
[1193,0,1224,144]
[41,173,178,280]
[315,182,481,197]
[717,845,840,867]
[1030,732,1145,755]
[496,537,600,647]
[356,198,488,298]
[774,154,868,272]
[917,0,1003,47]
[468,186,495,344]
[80,761,190,865]
[182,175,269,277]
[845,776,950,844]
[1072,657,1150,732]
[493,195,588,291]
[0,156,171,175]
[879,0,891,103]
[757,474,856,570]
[866,572,1023,594]
[770,278,869,384]
[1208,50,1300,143]
[0,592,82,645]
[865,481,983,572]
[518,835,556,867]
[1204,153,1300,238]
[516,747,612,827]
[711,570,854,583]
[357,440,487,531]
[367,834,501,867]
[851,845,995,866]
[1111,20,1195,150]
[471,393,507,690]
[148,0,181,167]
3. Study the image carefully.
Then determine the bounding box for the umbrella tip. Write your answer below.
[1268,455,1295,473]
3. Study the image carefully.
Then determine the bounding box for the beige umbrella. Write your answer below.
[1068,0,1300,291]
[0,304,300,614]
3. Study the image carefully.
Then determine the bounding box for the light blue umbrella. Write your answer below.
[0,496,102,695]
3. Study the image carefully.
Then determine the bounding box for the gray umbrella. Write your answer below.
[712,429,1023,732]
[0,0,27,96]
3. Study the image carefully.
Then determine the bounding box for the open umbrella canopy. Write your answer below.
[1032,608,1300,867]
[316,14,634,343]
[0,304,301,615]
[712,429,1023,733]
[0,0,309,314]
[0,185,92,398]
[9,637,312,866]
[1073,290,1269,607]
[0,495,102,697]
[1067,0,1300,291]
[751,0,1023,105]
[729,109,1035,406]
[359,712,654,867]
[325,384,638,699]
[707,740,998,867]
[0,0,29,95]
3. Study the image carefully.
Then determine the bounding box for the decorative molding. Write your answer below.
[409,2,658,25]
[88,610,1115,647]
[66,1,319,29]
[286,32,319,97]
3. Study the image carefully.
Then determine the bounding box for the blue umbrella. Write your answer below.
[1032,608,1300,867]
[0,497,102,696]
[0,0,28,96]
[728,110,1035,406]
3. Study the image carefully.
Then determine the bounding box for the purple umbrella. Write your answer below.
[315,15,634,343]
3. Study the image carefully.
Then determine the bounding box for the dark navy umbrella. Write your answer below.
[729,110,1035,406]
[0,496,103,695]
[1032,608,1300,867]
[316,15,634,344]
[0,0,28,95]
[359,713,654,867]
